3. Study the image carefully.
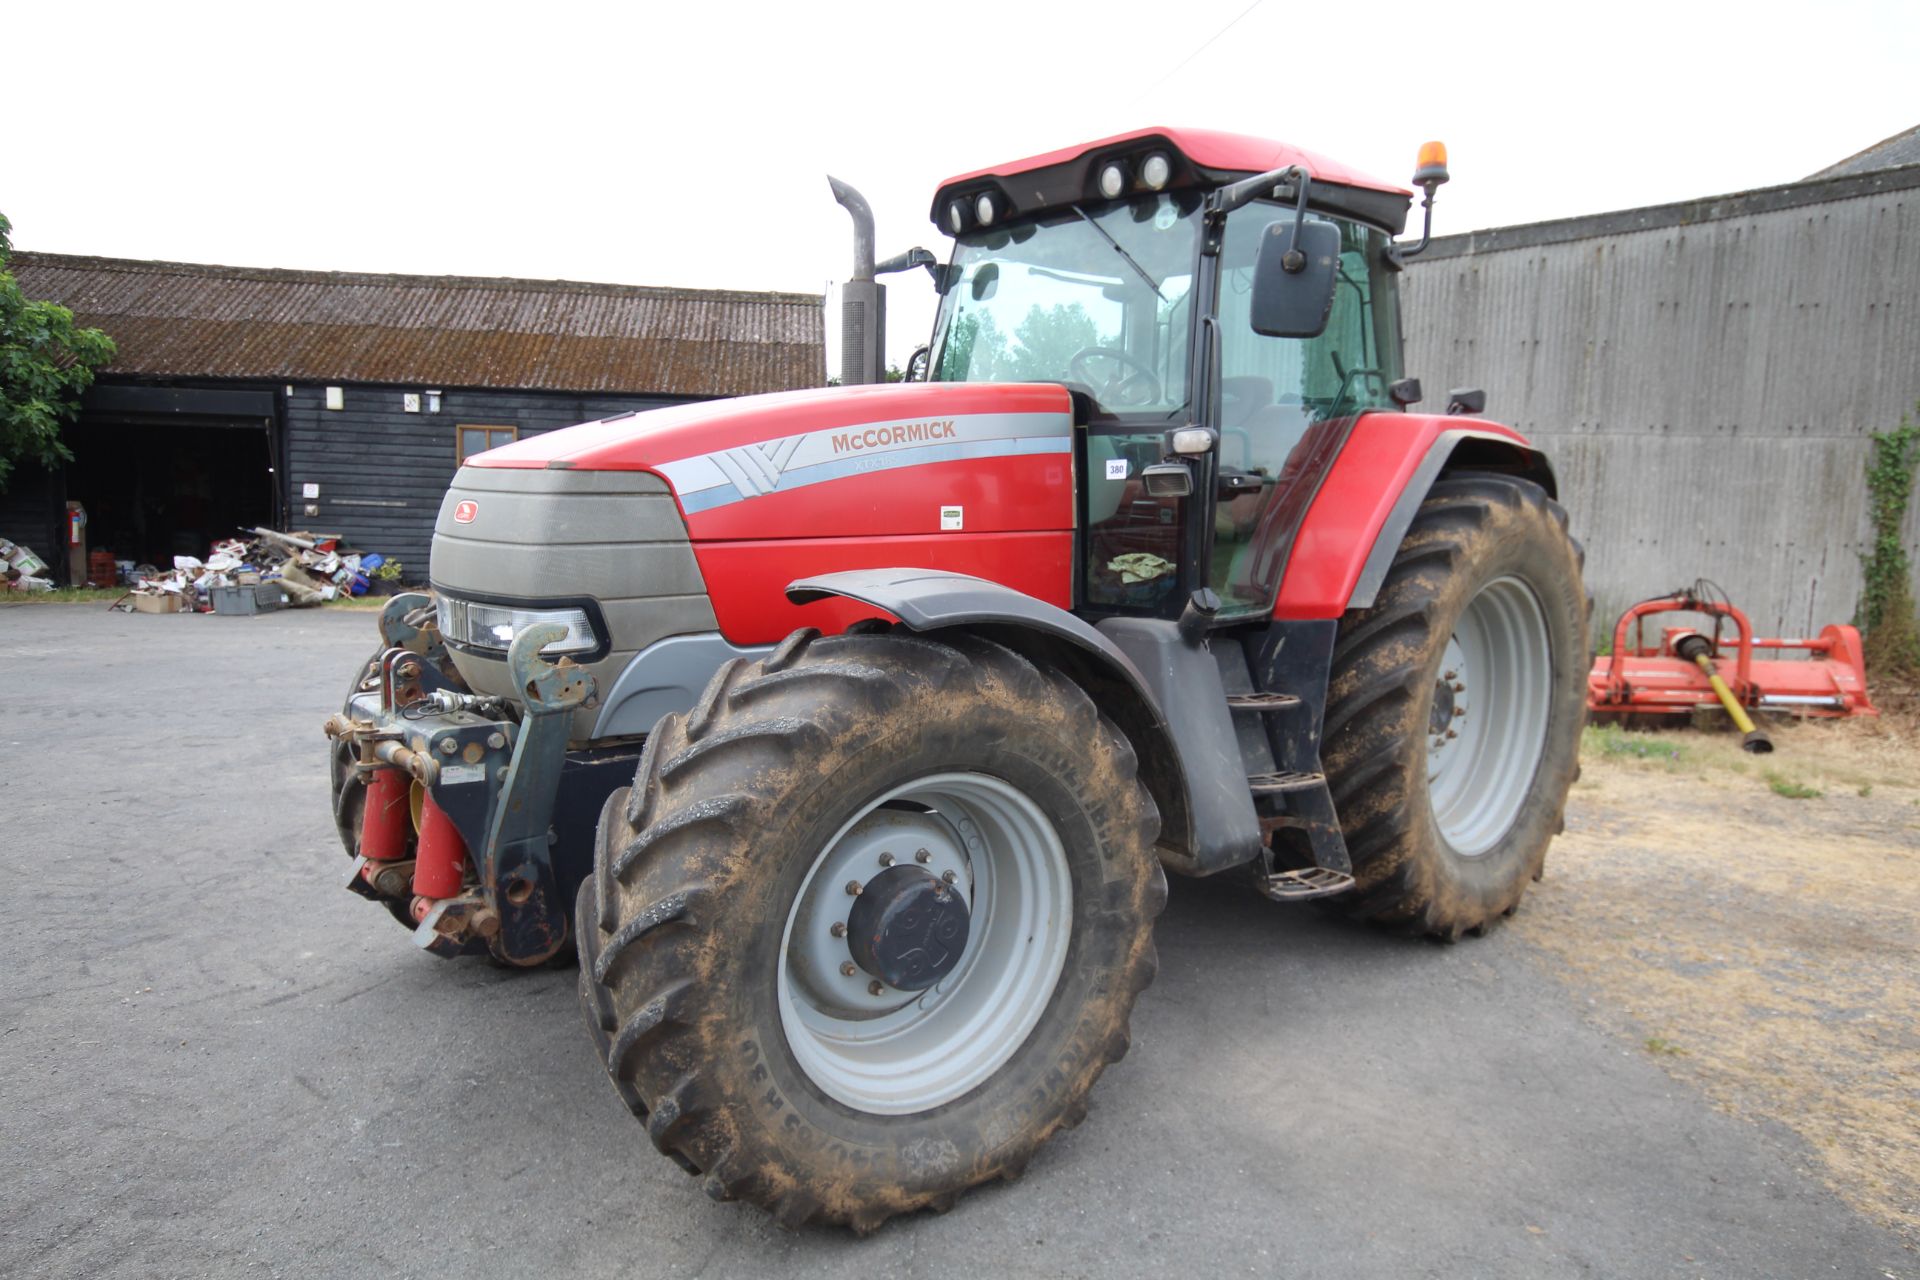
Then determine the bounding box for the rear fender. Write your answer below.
[1274,415,1556,620]
[786,569,1261,876]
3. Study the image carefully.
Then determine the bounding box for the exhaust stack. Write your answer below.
[829,176,885,386]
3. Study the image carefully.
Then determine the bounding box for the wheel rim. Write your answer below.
[1426,575,1553,856]
[777,772,1072,1115]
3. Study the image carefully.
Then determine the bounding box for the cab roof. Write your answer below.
[938,126,1407,197]
[931,126,1412,234]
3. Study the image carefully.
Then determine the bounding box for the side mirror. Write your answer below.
[1446,387,1487,415]
[1249,219,1339,338]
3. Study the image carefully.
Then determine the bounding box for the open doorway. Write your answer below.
[64,420,276,567]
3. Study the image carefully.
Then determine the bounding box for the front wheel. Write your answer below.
[1323,473,1587,938]
[575,627,1164,1231]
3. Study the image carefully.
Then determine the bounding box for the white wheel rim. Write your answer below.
[776,772,1072,1115]
[1426,575,1553,856]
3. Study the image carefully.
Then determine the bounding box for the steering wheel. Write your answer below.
[1068,347,1163,407]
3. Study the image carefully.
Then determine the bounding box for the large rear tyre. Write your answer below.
[575,627,1164,1231]
[1324,474,1586,939]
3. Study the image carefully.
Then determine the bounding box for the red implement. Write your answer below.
[1587,593,1876,720]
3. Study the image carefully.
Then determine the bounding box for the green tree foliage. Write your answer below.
[939,310,1008,381]
[1859,405,1920,678]
[0,213,116,490]
[1009,303,1100,382]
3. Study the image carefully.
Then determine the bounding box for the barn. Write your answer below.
[2,254,824,583]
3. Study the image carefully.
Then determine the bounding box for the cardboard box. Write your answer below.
[131,593,184,614]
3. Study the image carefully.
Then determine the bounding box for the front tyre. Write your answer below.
[575,628,1164,1231]
[1324,474,1587,939]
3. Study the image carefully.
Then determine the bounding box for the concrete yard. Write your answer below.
[2,604,1914,1278]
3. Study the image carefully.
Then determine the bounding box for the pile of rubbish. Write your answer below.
[112,528,397,613]
[1,537,55,592]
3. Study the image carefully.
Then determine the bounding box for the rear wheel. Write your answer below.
[575,627,1164,1230]
[1324,474,1586,938]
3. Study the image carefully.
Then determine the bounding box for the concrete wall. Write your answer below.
[1403,165,1920,636]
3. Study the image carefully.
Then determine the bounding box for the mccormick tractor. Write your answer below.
[325,127,1587,1230]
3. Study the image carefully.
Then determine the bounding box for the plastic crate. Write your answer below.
[210,583,288,615]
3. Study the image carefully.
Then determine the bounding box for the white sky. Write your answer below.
[8,0,1917,375]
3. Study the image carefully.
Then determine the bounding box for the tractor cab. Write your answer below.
[921,128,1418,621]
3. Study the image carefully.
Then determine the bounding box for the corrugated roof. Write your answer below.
[1807,123,1920,180]
[8,253,824,397]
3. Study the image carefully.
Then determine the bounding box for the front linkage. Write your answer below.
[325,592,594,965]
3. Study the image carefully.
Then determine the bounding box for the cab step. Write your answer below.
[1225,691,1301,711]
[1247,770,1324,795]
[1258,866,1357,901]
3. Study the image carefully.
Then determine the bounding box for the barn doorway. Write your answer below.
[64,419,276,568]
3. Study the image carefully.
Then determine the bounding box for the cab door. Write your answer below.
[1207,205,1405,618]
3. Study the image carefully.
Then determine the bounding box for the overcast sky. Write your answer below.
[8,0,1917,374]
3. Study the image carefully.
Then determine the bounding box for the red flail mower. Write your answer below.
[1587,583,1877,752]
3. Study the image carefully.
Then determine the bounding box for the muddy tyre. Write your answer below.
[1324,473,1586,939]
[329,648,385,857]
[575,627,1164,1231]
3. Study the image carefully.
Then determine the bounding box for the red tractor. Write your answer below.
[326,127,1587,1230]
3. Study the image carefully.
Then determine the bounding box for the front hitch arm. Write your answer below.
[469,622,594,964]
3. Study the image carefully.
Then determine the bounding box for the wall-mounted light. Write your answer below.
[325,386,344,411]
[425,390,442,414]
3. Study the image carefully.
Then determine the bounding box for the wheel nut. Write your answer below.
[915,849,932,863]
[1452,683,1465,693]
[830,921,847,938]
[1444,669,1457,680]
[840,961,857,977]
[868,980,885,996]
[1454,707,1466,717]
[878,852,895,867]
[845,880,862,896]
[1445,729,1458,739]
[941,870,958,885]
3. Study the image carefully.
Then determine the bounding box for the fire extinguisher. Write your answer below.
[65,501,88,588]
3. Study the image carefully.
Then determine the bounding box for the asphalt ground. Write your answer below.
[1,604,1907,1278]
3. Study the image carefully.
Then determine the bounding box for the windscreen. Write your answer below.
[928,191,1202,423]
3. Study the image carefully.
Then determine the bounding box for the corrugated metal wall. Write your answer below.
[1403,166,1920,636]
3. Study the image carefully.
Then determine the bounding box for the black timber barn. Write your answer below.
[3,254,824,582]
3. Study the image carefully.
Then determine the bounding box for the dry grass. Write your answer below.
[1526,715,1920,1243]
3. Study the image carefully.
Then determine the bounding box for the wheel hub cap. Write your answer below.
[846,865,971,990]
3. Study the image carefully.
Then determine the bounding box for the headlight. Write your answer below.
[436,596,599,656]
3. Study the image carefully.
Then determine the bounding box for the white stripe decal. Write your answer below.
[656,411,1071,513]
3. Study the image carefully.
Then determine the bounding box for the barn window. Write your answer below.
[457,424,518,462]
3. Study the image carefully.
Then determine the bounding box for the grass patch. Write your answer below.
[0,586,126,604]
[1766,773,1823,800]
[1644,1037,1687,1056]
[1583,723,1687,764]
